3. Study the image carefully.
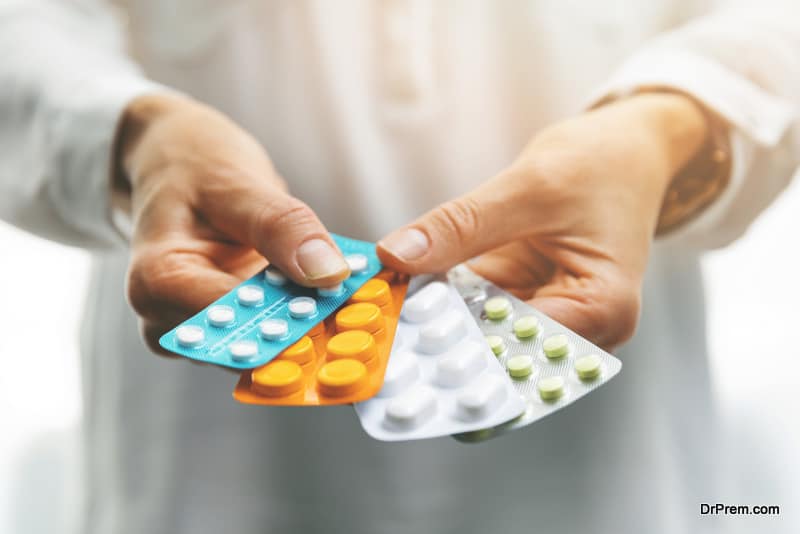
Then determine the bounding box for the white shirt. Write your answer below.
[1,1,798,533]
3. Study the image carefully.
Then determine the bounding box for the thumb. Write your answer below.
[199,183,350,287]
[377,175,532,273]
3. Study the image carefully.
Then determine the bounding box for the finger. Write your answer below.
[127,248,243,324]
[467,241,554,292]
[527,273,640,351]
[377,172,534,274]
[198,180,349,287]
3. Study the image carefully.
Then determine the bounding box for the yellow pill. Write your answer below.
[278,335,316,366]
[350,278,392,309]
[574,354,602,380]
[507,355,534,378]
[486,335,506,356]
[543,334,570,359]
[484,297,512,320]
[251,360,304,397]
[538,376,565,401]
[326,330,378,365]
[335,302,385,335]
[317,359,368,397]
[513,316,540,339]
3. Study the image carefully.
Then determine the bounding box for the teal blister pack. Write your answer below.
[158,234,381,369]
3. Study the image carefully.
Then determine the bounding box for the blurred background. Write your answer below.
[1,175,799,532]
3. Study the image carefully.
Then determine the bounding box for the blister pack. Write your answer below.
[353,276,526,441]
[446,266,622,442]
[232,271,410,405]
[158,234,382,369]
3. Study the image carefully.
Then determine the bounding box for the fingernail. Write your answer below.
[379,228,429,262]
[296,239,349,280]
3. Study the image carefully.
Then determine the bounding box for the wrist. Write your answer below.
[625,92,732,235]
[624,92,710,187]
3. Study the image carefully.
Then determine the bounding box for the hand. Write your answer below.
[120,94,350,353]
[377,93,710,349]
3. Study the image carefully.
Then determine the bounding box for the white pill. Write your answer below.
[345,254,369,275]
[378,349,420,397]
[237,285,264,307]
[456,374,507,421]
[207,305,235,327]
[435,341,487,387]
[229,340,259,362]
[260,318,289,341]
[317,283,344,297]
[417,309,466,354]
[385,384,437,429]
[288,296,317,319]
[402,281,449,324]
[264,267,287,286]
[175,325,205,348]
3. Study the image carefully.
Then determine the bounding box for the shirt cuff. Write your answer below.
[588,47,796,248]
[48,74,169,248]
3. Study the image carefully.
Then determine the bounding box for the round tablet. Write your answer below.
[326,330,378,365]
[484,297,512,320]
[264,266,287,286]
[317,283,344,297]
[513,315,540,339]
[345,253,369,275]
[237,285,264,307]
[506,354,534,378]
[350,279,392,308]
[175,325,205,347]
[538,376,565,401]
[206,305,235,327]
[543,334,570,359]
[251,360,304,397]
[279,336,315,365]
[259,318,289,341]
[317,359,368,397]
[288,296,317,319]
[335,302,384,335]
[485,335,506,356]
[575,354,603,380]
[228,340,259,362]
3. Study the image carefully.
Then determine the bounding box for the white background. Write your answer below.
[1,178,799,532]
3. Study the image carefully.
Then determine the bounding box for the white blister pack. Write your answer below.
[447,266,622,443]
[354,276,526,441]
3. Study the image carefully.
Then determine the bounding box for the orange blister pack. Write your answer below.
[233,271,409,406]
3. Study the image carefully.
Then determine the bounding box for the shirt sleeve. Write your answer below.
[590,2,800,250]
[0,0,168,249]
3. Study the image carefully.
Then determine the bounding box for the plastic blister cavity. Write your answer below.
[353,276,526,441]
[232,271,410,405]
[446,266,622,443]
[158,234,382,369]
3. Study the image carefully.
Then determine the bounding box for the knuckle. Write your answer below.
[593,283,640,346]
[432,197,483,248]
[126,252,185,318]
[252,197,319,240]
